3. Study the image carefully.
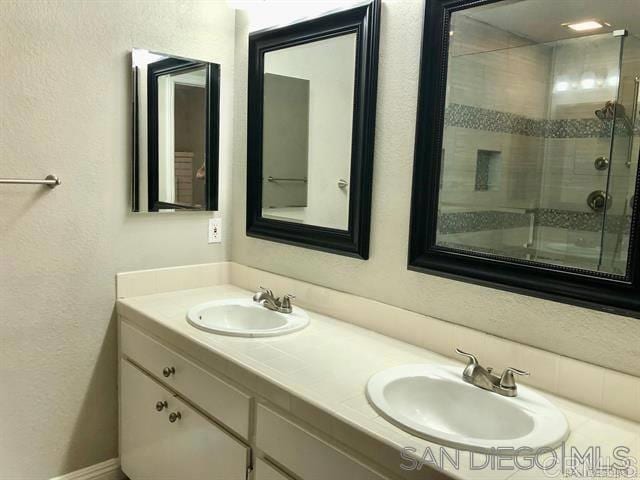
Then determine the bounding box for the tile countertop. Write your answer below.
[117,284,640,480]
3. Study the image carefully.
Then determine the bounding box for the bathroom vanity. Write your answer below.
[118,287,397,480]
[116,271,640,480]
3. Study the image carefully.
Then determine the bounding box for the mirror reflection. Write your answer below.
[131,49,220,212]
[261,33,357,230]
[437,0,639,276]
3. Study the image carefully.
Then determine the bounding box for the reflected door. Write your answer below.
[262,73,310,214]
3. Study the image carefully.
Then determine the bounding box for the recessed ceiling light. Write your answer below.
[566,20,604,32]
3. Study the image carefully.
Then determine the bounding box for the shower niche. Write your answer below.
[410,0,640,315]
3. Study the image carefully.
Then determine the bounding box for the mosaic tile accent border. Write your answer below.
[437,210,531,234]
[437,208,632,234]
[536,208,631,233]
[444,103,640,139]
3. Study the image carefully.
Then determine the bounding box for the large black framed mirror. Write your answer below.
[131,49,220,212]
[409,0,640,316]
[246,1,380,259]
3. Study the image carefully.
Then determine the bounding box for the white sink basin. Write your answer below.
[367,365,569,453]
[187,298,310,337]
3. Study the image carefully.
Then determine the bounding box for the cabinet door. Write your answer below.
[256,404,389,480]
[121,360,248,480]
[120,322,251,439]
[254,458,293,480]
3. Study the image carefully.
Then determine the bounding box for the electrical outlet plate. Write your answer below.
[208,218,222,244]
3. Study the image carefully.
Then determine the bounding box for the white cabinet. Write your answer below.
[120,359,249,480]
[256,404,389,480]
[119,319,397,480]
[121,321,251,439]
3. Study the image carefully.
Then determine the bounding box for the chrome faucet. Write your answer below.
[252,287,295,314]
[456,348,529,397]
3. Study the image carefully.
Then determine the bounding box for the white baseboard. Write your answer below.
[50,458,124,480]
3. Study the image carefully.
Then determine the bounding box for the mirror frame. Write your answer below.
[408,0,640,316]
[133,54,220,212]
[246,0,381,259]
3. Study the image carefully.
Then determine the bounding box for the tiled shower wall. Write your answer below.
[539,34,626,213]
[440,14,549,255]
[441,14,549,213]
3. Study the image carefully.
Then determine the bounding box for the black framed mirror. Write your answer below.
[131,49,220,212]
[409,0,640,316]
[246,1,381,259]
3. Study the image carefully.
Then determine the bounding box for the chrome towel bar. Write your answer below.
[267,176,307,183]
[0,174,61,188]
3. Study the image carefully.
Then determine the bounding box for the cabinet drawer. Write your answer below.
[256,404,388,480]
[121,321,250,439]
[120,359,249,480]
[254,458,293,480]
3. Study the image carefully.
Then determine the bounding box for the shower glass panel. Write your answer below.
[436,3,639,278]
[599,35,640,275]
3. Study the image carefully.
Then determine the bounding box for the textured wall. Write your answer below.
[0,1,235,477]
[1,1,638,478]
[231,2,640,377]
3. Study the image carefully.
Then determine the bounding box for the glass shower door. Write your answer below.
[599,34,640,275]
[532,32,624,272]
[433,6,640,279]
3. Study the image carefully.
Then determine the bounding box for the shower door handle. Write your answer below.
[627,77,640,168]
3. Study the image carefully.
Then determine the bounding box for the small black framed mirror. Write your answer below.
[409,0,640,315]
[246,1,381,259]
[131,49,220,212]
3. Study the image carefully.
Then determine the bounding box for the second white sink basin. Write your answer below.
[367,364,569,453]
[187,298,309,337]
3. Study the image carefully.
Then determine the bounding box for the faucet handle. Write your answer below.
[280,294,295,310]
[455,348,479,366]
[253,286,274,303]
[259,286,272,295]
[499,367,529,389]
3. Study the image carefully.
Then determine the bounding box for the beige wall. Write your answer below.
[0,1,235,477]
[231,2,640,378]
[1,1,639,478]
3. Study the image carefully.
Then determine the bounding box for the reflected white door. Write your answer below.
[157,75,175,203]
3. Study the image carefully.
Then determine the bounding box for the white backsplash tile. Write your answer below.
[229,262,640,422]
[556,357,605,410]
[117,261,640,422]
[603,370,640,423]
[116,262,230,298]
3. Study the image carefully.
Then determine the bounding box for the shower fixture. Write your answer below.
[587,190,612,213]
[595,99,635,143]
[594,100,626,121]
[626,77,640,168]
[594,156,609,171]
